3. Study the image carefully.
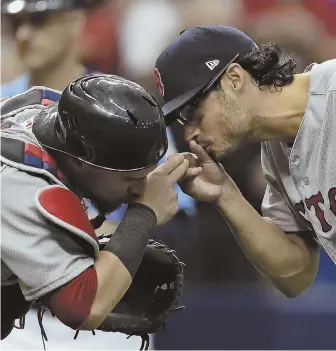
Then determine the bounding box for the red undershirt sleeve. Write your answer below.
[42,265,98,330]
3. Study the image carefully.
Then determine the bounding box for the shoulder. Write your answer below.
[1,165,53,220]
[2,165,99,256]
[2,163,50,193]
[308,59,336,94]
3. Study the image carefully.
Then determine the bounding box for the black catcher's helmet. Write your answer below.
[33,75,168,171]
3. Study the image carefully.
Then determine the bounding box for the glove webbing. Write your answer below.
[73,329,150,350]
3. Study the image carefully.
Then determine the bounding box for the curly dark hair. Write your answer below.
[237,42,297,91]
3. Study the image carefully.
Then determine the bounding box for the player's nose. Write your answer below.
[15,22,33,42]
[130,178,147,197]
[184,124,200,143]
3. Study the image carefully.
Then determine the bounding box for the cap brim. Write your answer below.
[162,83,206,126]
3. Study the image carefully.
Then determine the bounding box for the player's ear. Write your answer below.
[223,63,244,94]
[72,157,84,168]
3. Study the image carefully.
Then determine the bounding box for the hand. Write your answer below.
[179,141,237,203]
[134,154,191,225]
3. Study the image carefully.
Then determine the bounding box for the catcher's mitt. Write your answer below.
[35,238,184,351]
[95,238,184,350]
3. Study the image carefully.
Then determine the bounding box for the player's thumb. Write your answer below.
[168,159,189,184]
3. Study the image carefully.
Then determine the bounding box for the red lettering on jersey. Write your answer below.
[154,68,164,97]
[305,191,332,232]
[37,186,98,242]
[329,187,336,216]
[294,200,312,229]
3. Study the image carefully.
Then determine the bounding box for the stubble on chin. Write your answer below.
[86,196,122,215]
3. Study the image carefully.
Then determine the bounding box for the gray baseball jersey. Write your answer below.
[261,59,336,263]
[1,87,96,301]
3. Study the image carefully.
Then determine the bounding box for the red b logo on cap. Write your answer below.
[154,68,164,97]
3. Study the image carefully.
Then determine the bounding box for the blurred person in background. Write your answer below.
[0,0,120,235]
[177,0,244,30]
[0,17,25,84]
[1,0,104,97]
[155,25,336,298]
[78,0,125,74]
[242,0,336,70]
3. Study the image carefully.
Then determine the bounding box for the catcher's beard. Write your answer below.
[92,199,123,216]
[73,186,123,215]
[87,195,123,215]
[62,172,125,215]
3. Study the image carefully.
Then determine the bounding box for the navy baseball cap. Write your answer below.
[154,25,258,126]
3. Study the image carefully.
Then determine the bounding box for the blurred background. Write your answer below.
[1,0,336,349]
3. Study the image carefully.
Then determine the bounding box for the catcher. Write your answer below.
[1,75,194,348]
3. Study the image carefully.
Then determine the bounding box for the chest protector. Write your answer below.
[1,89,99,339]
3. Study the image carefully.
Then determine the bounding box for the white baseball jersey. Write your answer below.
[261,59,336,263]
[1,87,96,301]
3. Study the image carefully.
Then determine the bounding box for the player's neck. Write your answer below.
[29,56,86,92]
[251,73,310,143]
